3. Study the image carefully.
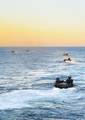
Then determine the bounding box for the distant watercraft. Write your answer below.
[63,53,75,64]
[63,53,69,56]
[11,50,15,53]
[26,50,29,52]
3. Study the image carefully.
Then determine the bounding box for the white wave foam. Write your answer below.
[64,60,78,64]
[0,88,77,110]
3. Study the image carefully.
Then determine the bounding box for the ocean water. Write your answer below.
[0,47,85,120]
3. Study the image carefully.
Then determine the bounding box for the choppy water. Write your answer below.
[0,47,85,120]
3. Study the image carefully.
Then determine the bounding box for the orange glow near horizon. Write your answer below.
[0,0,85,46]
[0,21,85,46]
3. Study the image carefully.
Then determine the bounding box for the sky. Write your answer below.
[0,0,85,46]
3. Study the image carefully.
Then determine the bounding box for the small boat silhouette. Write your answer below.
[54,76,74,89]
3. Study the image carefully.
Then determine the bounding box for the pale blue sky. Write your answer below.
[0,0,85,27]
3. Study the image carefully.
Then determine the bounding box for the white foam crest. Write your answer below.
[64,57,79,64]
[0,88,77,110]
[65,60,78,64]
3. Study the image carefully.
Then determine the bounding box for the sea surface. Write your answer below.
[0,47,85,120]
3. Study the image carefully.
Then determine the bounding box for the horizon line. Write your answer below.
[0,46,85,48]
